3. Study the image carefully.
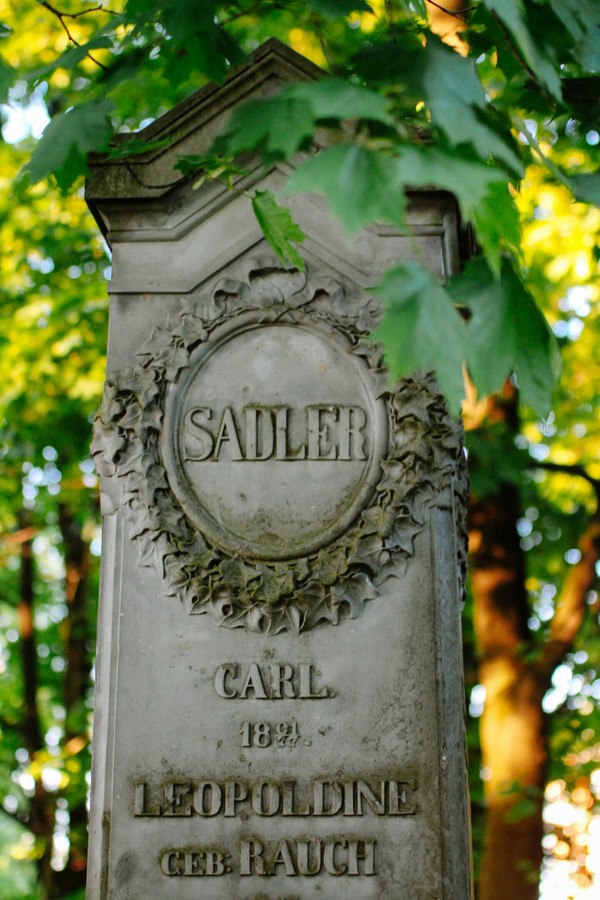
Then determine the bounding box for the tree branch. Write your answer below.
[425,0,475,21]
[523,462,600,682]
[490,10,538,85]
[35,0,110,71]
[533,461,600,502]
[536,510,600,683]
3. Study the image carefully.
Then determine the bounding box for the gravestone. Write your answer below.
[86,39,472,899]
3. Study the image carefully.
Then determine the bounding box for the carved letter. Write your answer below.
[161,851,184,876]
[240,841,265,876]
[239,664,268,699]
[297,839,322,875]
[313,781,343,816]
[347,839,376,876]
[213,408,243,460]
[224,780,248,817]
[337,406,367,460]
[183,408,213,461]
[355,779,386,815]
[282,780,312,817]
[134,782,160,817]
[269,663,295,698]
[245,407,275,460]
[163,782,192,817]
[193,782,223,817]
[275,407,306,460]
[307,406,338,460]
[184,852,202,876]
[214,663,238,698]
[323,840,347,875]
[299,663,329,698]
[252,782,281,816]
[269,839,297,876]
[205,850,226,876]
[388,780,418,815]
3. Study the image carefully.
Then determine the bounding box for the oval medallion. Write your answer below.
[163,318,388,560]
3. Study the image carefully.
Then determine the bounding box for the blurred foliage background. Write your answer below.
[0,1,598,898]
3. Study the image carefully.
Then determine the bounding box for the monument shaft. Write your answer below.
[86,40,472,899]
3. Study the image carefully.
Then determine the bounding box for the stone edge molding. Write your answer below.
[91,259,468,634]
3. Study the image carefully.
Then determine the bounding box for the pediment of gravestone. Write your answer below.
[86,39,322,205]
[86,39,462,294]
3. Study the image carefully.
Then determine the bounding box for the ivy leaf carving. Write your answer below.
[353,534,390,570]
[315,549,349,586]
[332,572,377,620]
[268,604,302,636]
[386,515,418,555]
[219,557,260,590]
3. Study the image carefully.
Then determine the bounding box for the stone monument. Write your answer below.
[86,39,472,899]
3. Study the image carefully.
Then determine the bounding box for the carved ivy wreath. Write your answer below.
[91,260,467,634]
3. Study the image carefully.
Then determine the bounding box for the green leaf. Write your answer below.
[568,172,600,205]
[290,79,394,125]
[22,99,114,193]
[352,39,428,86]
[450,257,561,414]
[29,36,113,84]
[424,39,523,175]
[308,0,371,15]
[284,144,406,233]
[107,136,172,160]
[216,80,393,171]
[395,144,509,218]
[561,76,600,130]
[217,95,315,162]
[471,181,521,275]
[252,190,306,270]
[481,0,562,98]
[371,262,467,413]
[393,145,520,273]
[0,54,13,104]
[160,0,243,83]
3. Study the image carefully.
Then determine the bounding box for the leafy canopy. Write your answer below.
[2,0,600,415]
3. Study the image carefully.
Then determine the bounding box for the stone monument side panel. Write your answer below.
[87,509,467,899]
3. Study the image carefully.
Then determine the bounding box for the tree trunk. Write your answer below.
[470,482,547,900]
[59,504,90,740]
[18,511,56,895]
[468,395,600,900]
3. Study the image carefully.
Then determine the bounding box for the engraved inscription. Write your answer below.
[239,837,376,877]
[159,839,376,878]
[240,721,300,748]
[160,848,230,876]
[134,777,417,818]
[165,321,387,563]
[183,405,367,462]
[214,663,333,700]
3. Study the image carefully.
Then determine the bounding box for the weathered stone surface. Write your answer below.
[86,39,472,899]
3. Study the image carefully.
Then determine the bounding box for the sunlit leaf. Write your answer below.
[450,257,561,414]
[482,0,562,98]
[290,78,394,125]
[371,262,467,413]
[23,99,114,192]
[569,172,600,205]
[251,190,306,270]
[285,144,406,233]
[307,0,371,16]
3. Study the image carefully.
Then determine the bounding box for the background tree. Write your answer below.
[0,1,598,898]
